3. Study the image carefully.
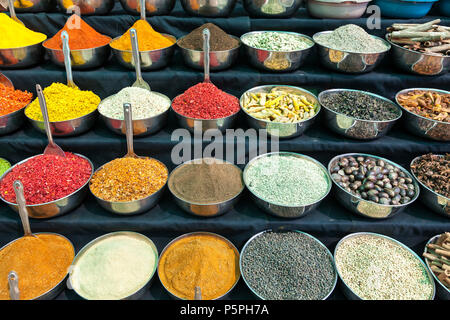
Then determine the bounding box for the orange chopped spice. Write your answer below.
[0,83,32,117]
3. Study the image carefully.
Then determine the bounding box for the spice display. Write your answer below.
[25,83,100,122]
[172,82,240,119]
[314,24,389,53]
[241,231,336,300]
[0,234,74,300]
[0,13,47,49]
[98,87,170,120]
[90,157,168,202]
[168,158,243,205]
[70,233,157,300]
[44,15,110,50]
[0,153,92,205]
[242,87,318,123]
[411,153,449,198]
[110,20,174,51]
[423,232,450,290]
[320,90,400,121]
[330,155,417,205]
[159,234,239,300]
[397,89,449,123]
[245,154,329,206]
[178,23,239,51]
[242,32,314,51]
[335,234,434,300]
[0,83,33,117]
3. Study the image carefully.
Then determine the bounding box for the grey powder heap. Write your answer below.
[243,32,314,51]
[98,87,170,120]
[241,231,336,300]
[315,24,389,53]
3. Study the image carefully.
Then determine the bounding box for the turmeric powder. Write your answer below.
[159,234,240,300]
[0,13,47,49]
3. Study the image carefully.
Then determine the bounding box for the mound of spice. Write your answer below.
[314,24,389,53]
[335,234,434,300]
[0,233,74,300]
[320,90,400,121]
[178,23,239,51]
[70,233,157,300]
[0,83,33,117]
[44,14,111,50]
[168,158,243,205]
[0,13,47,49]
[110,20,174,51]
[90,157,168,202]
[0,153,92,205]
[172,82,240,119]
[159,233,239,300]
[25,83,100,122]
[397,89,449,123]
[241,231,336,300]
[411,153,449,198]
[0,158,10,177]
[98,87,170,120]
[242,32,313,51]
[423,232,450,290]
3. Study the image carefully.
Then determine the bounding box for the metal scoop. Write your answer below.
[36,84,66,158]
[130,28,150,91]
[8,271,19,300]
[7,0,24,26]
[139,0,146,20]
[203,28,211,84]
[61,31,79,90]
[194,286,202,300]
[0,73,13,89]
[124,103,143,159]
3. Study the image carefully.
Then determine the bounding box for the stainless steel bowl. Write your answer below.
[0,232,75,300]
[0,153,94,219]
[0,41,45,69]
[334,232,436,300]
[395,88,450,141]
[167,158,244,218]
[25,107,98,137]
[243,0,302,17]
[177,36,241,71]
[307,0,371,18]
[387,35,450,76]
[423,234,450,300]
[241,31,314,72]
[410,155,449,218]
[239,85,320,139]
[328,153,420,219]
[68,231,159,300]
[318,89,402,140]
[56,0,114,14]
[89,158,168,215]
[111,34,176,71]
[244,152,332,219]
[119,0,176,15]
[0,73,13,87]
[180,0,237,16]
[13,0,56,12]
[313,31,390,74]
[43,40,111,70]
[158,231,240,300]
[240,229,337,300]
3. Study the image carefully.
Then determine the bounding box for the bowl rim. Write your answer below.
[243,151,332,208]
[386,34,450,58]
[313,30,391,55]
[109,34,177,53]
[0,38,47,51]
[167,157,245,206]
[157,231,241,300]
[318,88,403,123]
[334,231,436,300]
[423,234,450,295]
[176,34,241,53]
[239,84,322,125]
[239,228,338,300]
[395,88,450,126]
[0,153,94,207]
[68,231,159,300]
[328,152,420,208]
[24,101,99,124]
[240,31,315,53]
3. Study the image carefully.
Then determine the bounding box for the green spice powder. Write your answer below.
[0,158,11,177]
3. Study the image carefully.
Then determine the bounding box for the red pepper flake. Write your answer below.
[0,152,92,205]
[172,82,240,119]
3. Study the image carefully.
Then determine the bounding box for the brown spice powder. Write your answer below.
[178,23,239,51]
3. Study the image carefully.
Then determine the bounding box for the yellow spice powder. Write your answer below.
[0,13,47,49]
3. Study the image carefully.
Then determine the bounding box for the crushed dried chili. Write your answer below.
[0,83,33,117]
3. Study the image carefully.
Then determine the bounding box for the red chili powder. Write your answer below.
[0,152,92,205]
[172,82,240,119]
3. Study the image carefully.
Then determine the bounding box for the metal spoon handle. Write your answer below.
[203,28,210,83]
[194,286,202,300]
[36,84,55,147]
[7,0,17,19]
[8,271,19,300]
[61,31,74,87]
[139,0,146,20]
[13,180,32,237]
[124,103,134,155]
[130,29,142,82]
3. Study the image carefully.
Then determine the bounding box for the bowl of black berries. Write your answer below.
[318,89,402,140]
[328,153,420,219]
